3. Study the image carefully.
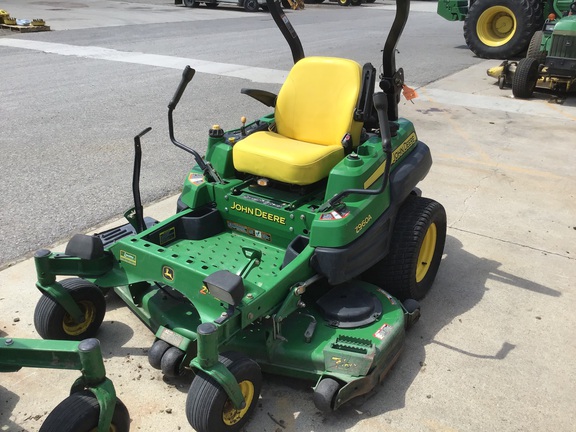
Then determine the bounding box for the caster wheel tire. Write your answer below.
[186,351,261,432]
[39,390,130,432]
[313,377,340,412]
[363,195,447,301]
[402,298,421,314]
[34,278,106,341]
[148,339,171,370]
[161,346,186,377]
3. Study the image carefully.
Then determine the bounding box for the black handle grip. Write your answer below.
[373,91,388,112]
[168,66,196,110]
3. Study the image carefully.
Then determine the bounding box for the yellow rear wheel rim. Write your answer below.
[416,223,437,283]
[62,301,95,336]
[222,380,255,426]
[477,6,516,47]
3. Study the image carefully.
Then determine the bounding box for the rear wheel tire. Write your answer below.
[463,0,543,59]
[186,352,262,432]
[34,278,106,341]
[313,378,340,412]
[512,57,539,99]
[363,196,447,301]
[183,0,200,6]
[338,0,351,6]
[39,391,130,432]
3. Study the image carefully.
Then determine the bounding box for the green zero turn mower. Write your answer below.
[32,0,446,430]
[1,337,129,432]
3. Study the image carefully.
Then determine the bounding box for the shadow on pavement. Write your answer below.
[247,233,558,430]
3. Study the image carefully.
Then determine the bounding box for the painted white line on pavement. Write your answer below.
[373,3,438,12]
[0,39,288,84]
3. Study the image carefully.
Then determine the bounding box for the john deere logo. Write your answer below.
[162,266,174,281]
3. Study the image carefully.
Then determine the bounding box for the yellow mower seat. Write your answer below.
[233,56,363,185]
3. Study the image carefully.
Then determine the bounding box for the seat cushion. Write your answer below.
[233,131,344,185]
[276,57,363,146]
[232,57,363,185]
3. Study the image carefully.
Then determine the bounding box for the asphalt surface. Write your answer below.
[0,0,482,269]
[1,1,576,432]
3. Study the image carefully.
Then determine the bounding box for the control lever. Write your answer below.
[167,66,223,184]
[168,66,195,110]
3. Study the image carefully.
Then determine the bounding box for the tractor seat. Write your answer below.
[233,57,364,186]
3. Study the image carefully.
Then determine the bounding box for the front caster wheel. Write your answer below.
[161,346,186,377]
[313,377,341,412]
[39,390,130,432]
[186,352,262,432]
[34,278,106,340]
[148,339,171,369]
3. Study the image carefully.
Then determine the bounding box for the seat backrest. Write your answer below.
[275,56,363,147]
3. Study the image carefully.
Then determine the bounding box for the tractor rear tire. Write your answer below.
[512,57,539,99]
[526,30,546,64]
[34,278,106,341]
[186,352,261,432]
[39,390,129,432]
[363,195,446,301]
[463,0,543,59]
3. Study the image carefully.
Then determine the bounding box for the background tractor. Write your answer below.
[513,2,576,97]
[486,1,576,98]
[438,0,572,58]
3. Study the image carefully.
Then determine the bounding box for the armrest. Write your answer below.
[240,88,277,107]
